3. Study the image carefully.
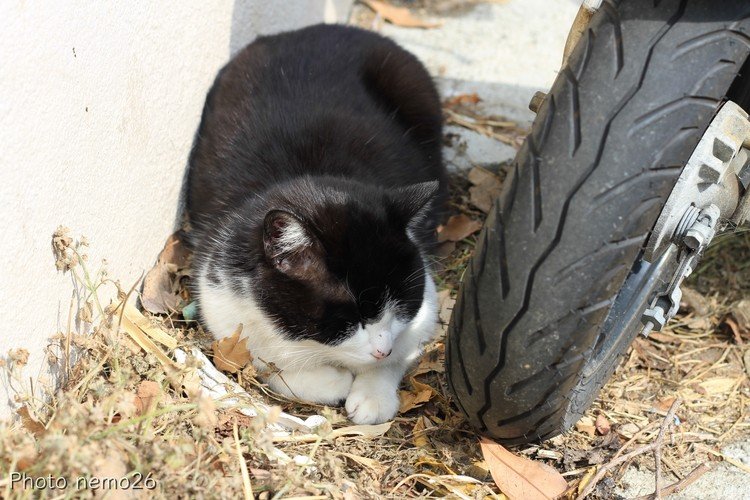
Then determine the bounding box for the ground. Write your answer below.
[1,1,749,499]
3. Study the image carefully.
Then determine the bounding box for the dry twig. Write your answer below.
[576,399,682,499]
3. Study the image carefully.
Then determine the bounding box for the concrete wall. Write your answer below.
[0,0,352,418]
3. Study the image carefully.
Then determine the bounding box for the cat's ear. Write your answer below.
[390,180,440,223]
[263,210,326,281]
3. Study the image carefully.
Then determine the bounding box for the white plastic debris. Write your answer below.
[173,347,327,435]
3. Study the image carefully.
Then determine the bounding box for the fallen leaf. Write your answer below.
[329,421,392,438]
[437,214,483,242]
[575,416,596,437]
[123,303,178,349]
[653,396,677,413]
[399,378,436,413]
[134,380,162,415]
[680,287,709,316]
[744,349,750,379]
[141,232,191,315]
[468,166,502,213]
[595,414,611,435]
[411,416,430,448]
[212,324,252,373]
[17,406,45,437]
[361,0,443,29]
[444,93,481,109]
[479,437,568,500]
[120,305,179,370]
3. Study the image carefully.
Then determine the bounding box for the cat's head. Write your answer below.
[243,177,439,366]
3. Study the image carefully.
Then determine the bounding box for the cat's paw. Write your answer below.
[270,365,354,405]
[345,378,400,424]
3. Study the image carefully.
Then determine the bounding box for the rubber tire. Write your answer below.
[446,0,750,444]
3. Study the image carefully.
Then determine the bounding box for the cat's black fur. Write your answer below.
[187,24,446,346]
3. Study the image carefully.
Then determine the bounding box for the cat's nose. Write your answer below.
[373,348,392,360]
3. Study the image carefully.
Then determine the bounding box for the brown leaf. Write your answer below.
[212,324,252,373]
[361,0,443,29]
[399,378,435,413]
[141,232,191,314]
[437,214,483,242]
[468,166,502,213]
[134,380,162,415]
[444,93,481,109]
[575,416,596,437]
[411,415,431,448]
[653,396,677,413]
[595,414,611,435]
[480,437,568,500]
[17,406,45,437]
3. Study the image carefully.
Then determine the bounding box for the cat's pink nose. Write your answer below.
[373,348,391,360]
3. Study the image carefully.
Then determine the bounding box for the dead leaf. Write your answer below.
[480,437,568,500]
[329,421,392,438]
[361,0,443,29]
[17,406,45,437]
[468,166,502,213]
[654,396,677,413]
[399,378,436,413]
[744,349,750,379]
[212,324,252,373]
[575,416,596,437]
[134,380,162,415]
[123,303,178,349]
[595,414,611,435]
[141,232,191,315]
[444,93,481,109]
[411,416,430,448]
[437,214,483,242]
[680,287,710,316]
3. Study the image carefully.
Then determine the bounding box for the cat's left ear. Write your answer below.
[263,210,327,281]
[390,180,440,224]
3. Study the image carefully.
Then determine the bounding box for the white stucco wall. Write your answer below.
[0,0,352,418]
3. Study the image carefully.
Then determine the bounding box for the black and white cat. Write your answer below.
[186,24,446,424]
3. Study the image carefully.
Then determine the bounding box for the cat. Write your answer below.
[186,24,446,424]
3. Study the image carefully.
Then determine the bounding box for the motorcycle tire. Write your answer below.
[446,0,750,443]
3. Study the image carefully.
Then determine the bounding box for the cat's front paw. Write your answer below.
[345,378,400,424]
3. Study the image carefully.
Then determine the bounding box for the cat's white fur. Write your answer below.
[196,260,438,424]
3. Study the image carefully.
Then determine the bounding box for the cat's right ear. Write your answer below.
[263,210,326,281]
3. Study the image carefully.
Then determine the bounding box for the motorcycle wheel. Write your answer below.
[446,0,750,444]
